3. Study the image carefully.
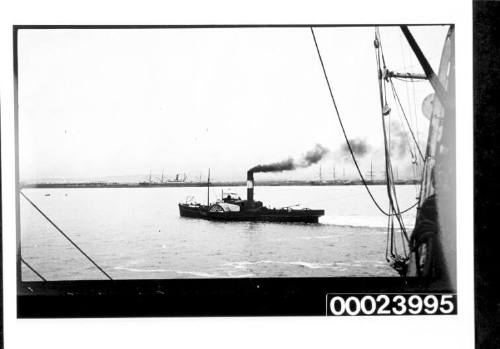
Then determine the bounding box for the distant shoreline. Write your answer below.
[21,179,419,189]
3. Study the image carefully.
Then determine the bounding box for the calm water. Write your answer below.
[20,185,419,281]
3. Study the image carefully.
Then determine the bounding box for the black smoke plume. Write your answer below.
[249,157,295,173]
[249,144,329,173]
[341,138,370,157]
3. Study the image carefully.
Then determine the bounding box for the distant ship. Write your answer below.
[139,171,187,186]
[178,170,324,223]
[166,173,187,183]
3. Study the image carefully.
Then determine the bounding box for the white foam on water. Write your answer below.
[226,272,256,278]
[174,270,221,278]
[114,266,170,273]
[113,266,220,278]
[224,260,345,270]
[320,215,415,229]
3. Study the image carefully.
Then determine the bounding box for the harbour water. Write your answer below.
[20,184,419,281]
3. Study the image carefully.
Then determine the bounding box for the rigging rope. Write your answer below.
[21,257,47,281]
[375,28,405,272]
[410,71,421,162]
[399,36,419,168]
[20,191,113,280]
[374,27,419,274]
[388,85,420,181]
[389,79,425,161]
[389,77,423,190]
[310,27,417,218]
[392,76,427,83]
[389,79,424,195]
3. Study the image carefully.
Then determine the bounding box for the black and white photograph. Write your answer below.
[14,23,457,315]
[0,0,476,346]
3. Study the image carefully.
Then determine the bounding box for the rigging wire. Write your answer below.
[399,36,418,163]
[380,110,410,243]
[21,257,47,282]
[310,27,417,218]
[375,28,412,242]
[388,79,423,195]
[388,79,425,161]
[392,53,441,72]
[392,77,428,83]
[408,47,422,180]
[20,191,113,280]
[404,38,422,149]
[411,76,421,152]
[389,78,423,198]
[393,32,424,187]
[390,101,418,176]
[374,27,414,273]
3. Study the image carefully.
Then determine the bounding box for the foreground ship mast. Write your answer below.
[373,25,455,281]
[400,26,455,282]
[311,25,455,284]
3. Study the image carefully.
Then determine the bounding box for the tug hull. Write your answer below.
[179,171,324,223]
[178,203,324,223]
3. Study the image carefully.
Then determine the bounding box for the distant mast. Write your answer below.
[207,168,211,206]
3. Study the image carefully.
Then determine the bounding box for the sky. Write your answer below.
[17,25,450,183]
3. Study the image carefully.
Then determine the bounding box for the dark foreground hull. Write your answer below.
[179,203,324,223]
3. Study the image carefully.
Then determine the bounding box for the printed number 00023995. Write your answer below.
[327,294,456,316]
